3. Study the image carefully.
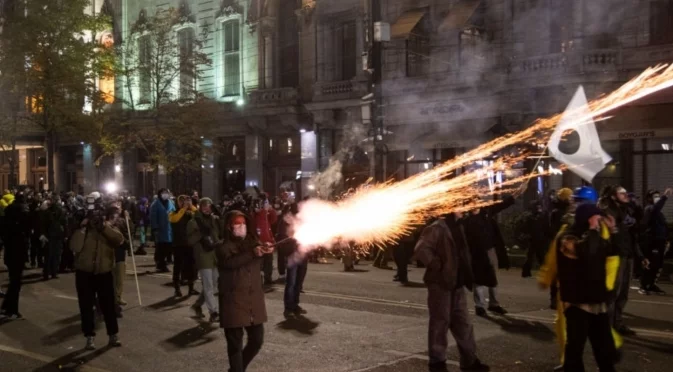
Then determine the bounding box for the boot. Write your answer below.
[174,283,183,298]
[85,336,96,350]
[188,282,199,296]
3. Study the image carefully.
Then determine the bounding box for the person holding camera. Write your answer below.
[169,195,198,298]
[187,198,221,322]
[71,199,125,350]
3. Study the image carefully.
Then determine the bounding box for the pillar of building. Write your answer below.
[53,148,66,192]
[297,1,317,101]
[18,149,29,186]
[114,152,124,193]
[82,144,96,194]
[300,130,318,197]
[157,165,168,190]
[245,134,264,190]
[201,139,219,199]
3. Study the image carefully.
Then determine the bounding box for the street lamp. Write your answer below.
[105,181,118,194]
[236,98,245,107]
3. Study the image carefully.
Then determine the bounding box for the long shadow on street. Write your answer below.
[276,315,320,336]
[160,321,218,351]
[146,295,190,311]
[481,314,555,342]
[33,346,111,372]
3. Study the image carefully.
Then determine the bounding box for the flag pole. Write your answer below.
[125,214,142,306]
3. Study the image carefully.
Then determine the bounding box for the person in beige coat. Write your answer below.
[71,203,125,351]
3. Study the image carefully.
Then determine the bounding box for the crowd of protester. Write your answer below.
[0,182,670,372]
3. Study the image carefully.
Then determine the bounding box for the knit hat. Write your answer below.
[199,197,213,206]
[557,188,573,202]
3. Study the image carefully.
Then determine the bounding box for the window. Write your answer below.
[341,21,357,80]
[279,0,299,87]
[459,28,486,68]
[549,0,574,52]
[406,19,430,77]
[287,138,293,154]
[138,35,152,103]
[222,20,241,97]
[650,1,673,45]
[178,27,195,99]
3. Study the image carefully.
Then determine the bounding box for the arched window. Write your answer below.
[178,27,196,99]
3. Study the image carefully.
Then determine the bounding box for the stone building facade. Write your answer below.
[2,0,673,212]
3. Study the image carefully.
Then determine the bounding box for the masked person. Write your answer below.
[0,194,31,319]
[599,186,648,335]
[251,193,277,286]
[170,196,198,298]
[556,204,618,372]
[187,198,220,322]
[150,188,175,273]
[415,212,490,372]
[639,189,671,295]
[71,202,125,350]
[217,210,270,372]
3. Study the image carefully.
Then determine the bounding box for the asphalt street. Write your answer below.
[1,252,672,372]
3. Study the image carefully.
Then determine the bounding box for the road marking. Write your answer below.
[0,344,111,372]
[54,294,78,301]
[630,299,673,306]
[348,350,456,371]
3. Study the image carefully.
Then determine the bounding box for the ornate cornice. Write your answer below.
[216,0,243,19]
[295,1,316,25]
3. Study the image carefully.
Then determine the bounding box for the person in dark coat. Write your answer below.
[639,189,671,295]
[41,196,67,280]
[150,188,175,272]
[277,202,309,318]
[1,194,31,319]
[598,186,648,335]
[216,210,271,372]
[556,204,617,372]
[521,201,551,278]
[169,195,198,298]
[463,195,515,317]
[415,212,489,372]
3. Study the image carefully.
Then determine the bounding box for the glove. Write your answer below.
[39,235,49,244]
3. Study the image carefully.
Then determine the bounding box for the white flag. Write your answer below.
[548,86,611,182]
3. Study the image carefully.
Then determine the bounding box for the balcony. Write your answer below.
[313,80,368,102]
[510,49,621,79]
[247,87,298,107]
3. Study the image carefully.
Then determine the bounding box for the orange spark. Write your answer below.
[290,65,673,251]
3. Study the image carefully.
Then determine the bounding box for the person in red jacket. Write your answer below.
[252,193,277,286]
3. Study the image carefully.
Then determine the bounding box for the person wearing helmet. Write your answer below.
[573,186,598,205]
[639,188,672,295]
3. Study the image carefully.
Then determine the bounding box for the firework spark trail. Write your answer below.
[291,65,673,251]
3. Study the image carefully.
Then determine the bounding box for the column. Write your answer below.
[114,152,124,192]
[18,149,29,186]
[300,130,318,197]
[264,34,274,88]
[82,144,96,194]
[157,165,168,190]
[201,139,220,199]
[53,149,65,192]
[245,134,264,190]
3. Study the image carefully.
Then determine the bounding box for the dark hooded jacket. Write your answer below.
[414,215,474,291]
[2,196,31,266]
[216,210,267,329]
[463,195,515,286]
[598,196,642,259]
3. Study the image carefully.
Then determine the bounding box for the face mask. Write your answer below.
[161,193,169,200]
[654,197,661,204]
[233,223,247,238]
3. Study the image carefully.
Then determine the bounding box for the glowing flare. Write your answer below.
[291,65,673,251]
